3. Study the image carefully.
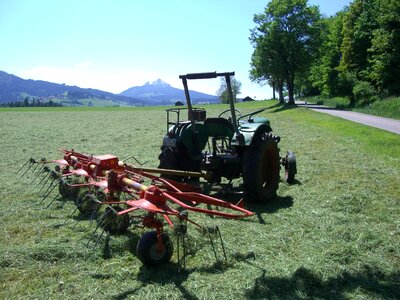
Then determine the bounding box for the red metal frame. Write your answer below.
[46,149,254,234]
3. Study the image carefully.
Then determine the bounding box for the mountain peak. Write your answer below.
[145,79,171,87]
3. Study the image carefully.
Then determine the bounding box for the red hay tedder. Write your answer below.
[19,148,254,267]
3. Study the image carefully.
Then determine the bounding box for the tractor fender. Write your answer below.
[250,124,273,146]
[238,123,273,146]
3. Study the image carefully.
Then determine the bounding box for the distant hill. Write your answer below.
[120,79,219,105]
[0,70,141,106]
[0,70,219,106]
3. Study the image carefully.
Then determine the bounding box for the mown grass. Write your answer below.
[0,101,399,299]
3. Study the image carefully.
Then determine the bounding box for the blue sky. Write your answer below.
[0,0,351,99]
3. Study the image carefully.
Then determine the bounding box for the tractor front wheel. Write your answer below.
[136,231,173,266]
[284,150,297,184]
[242,137,280,202]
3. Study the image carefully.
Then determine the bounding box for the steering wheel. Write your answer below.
[237,108,267,122]
[218,108,242,119]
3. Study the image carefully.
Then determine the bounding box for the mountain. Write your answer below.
[0,70,141,106]
[120,79,219,105]
[0,70,219,106]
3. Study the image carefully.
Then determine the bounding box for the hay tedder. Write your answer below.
[17,71,296,268]
[19,148,254,266]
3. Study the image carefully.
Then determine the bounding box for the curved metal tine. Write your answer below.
[88,211,110,246]
[31,165,47,183]
[39,180,58,204]
[207,229,219,262]
[122,155,148,166]
[29,163,41,178]
[215,226,227,264]
[42,177,59,197]
[44,193,60,209]
[16,161,35,182]
[16,159,31,174]
[63,205,81,226]
[35,173,49,188]
[93,228,106,249]
[38,176,52,195]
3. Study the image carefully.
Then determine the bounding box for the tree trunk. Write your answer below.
[277,79,284,103]
[287,76,295,105]
[272,80,276,99]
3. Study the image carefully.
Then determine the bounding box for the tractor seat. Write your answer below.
[204,118,234,139]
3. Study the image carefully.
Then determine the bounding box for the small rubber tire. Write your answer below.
[284,151,297,184]
[136,231,173,266]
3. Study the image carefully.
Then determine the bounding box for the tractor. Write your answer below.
[158,72,296,202]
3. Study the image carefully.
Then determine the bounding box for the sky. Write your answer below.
[0,0,351,99]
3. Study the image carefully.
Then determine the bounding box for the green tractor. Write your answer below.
[158,72,296,202]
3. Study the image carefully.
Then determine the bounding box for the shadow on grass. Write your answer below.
[112,261,229,300]
[245,266,400,299]
[245,195,294,225]
[269,103,298,113]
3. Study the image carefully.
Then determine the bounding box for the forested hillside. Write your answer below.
[250,0,400,107]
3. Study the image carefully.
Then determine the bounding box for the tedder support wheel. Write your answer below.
[136,231,173,266]
[242,137,280,202]
[284,150,297,184]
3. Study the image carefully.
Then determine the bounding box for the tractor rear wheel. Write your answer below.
[158,147,200,183]
[242,137,280,202]
[158,147,182,182]
[136,231,173,266]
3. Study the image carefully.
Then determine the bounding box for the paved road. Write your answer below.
[296,102,400,134]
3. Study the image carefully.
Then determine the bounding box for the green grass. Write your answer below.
[0,101,399,299]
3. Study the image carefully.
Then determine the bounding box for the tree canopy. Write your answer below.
[217,77,242,104]
[250,0,322,104]
[250,0,400,106]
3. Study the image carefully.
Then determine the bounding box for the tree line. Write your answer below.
[0,98,63,107]
[250,0,400,106]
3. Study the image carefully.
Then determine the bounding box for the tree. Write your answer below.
[308,11,347,97]
[217,77,242,104]
[368,0,400,95]
[339,0,379,82]
[250,0,322,105]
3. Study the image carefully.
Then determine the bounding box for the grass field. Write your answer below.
[0,101,399,299]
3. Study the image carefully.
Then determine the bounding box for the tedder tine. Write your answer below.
[35,167,51,188]
[39,180,58,204]
[32,159,47,178]
[63,205,81,226]
[37,172,54,194]
[16,158,32,174]
[16,158,36,182]
[44,193,61,209]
